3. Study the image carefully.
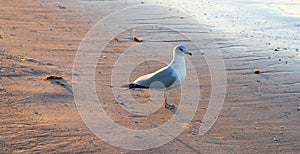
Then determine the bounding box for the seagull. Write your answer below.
[124,45,192,110]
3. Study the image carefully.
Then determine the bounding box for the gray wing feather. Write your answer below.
[134,66,178,89]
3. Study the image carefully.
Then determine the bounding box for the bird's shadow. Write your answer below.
[48,78,72,94]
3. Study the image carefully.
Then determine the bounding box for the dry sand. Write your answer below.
[0,0,299,153]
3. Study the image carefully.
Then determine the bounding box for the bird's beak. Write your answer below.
[186,52,192,56]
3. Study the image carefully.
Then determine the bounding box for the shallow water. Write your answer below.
[79,0,300,48]
[78,0,300,73]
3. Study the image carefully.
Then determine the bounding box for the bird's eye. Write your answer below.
[179,48,183,51]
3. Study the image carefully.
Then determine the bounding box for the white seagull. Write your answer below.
[125,45,192,110]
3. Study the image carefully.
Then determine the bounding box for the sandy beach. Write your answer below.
[1,0,299,153]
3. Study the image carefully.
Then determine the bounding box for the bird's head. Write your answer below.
[174,45,192,56]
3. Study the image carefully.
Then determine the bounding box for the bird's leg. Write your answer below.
[164,92,175,110]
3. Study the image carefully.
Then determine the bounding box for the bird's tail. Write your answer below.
[121,83,148,89]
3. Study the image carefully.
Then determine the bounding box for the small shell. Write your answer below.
[133,35,143,42]
[253,69,260,74]
[45,75,63,80]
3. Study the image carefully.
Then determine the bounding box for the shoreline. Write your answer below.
[1,0,299,153]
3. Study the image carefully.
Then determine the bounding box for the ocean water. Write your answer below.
[171,0,300,48]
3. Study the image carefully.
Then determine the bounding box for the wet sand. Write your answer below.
[1,0,299,153]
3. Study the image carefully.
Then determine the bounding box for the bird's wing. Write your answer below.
[133,66,178,89]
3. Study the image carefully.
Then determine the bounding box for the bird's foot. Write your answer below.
[164,103,176,110]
